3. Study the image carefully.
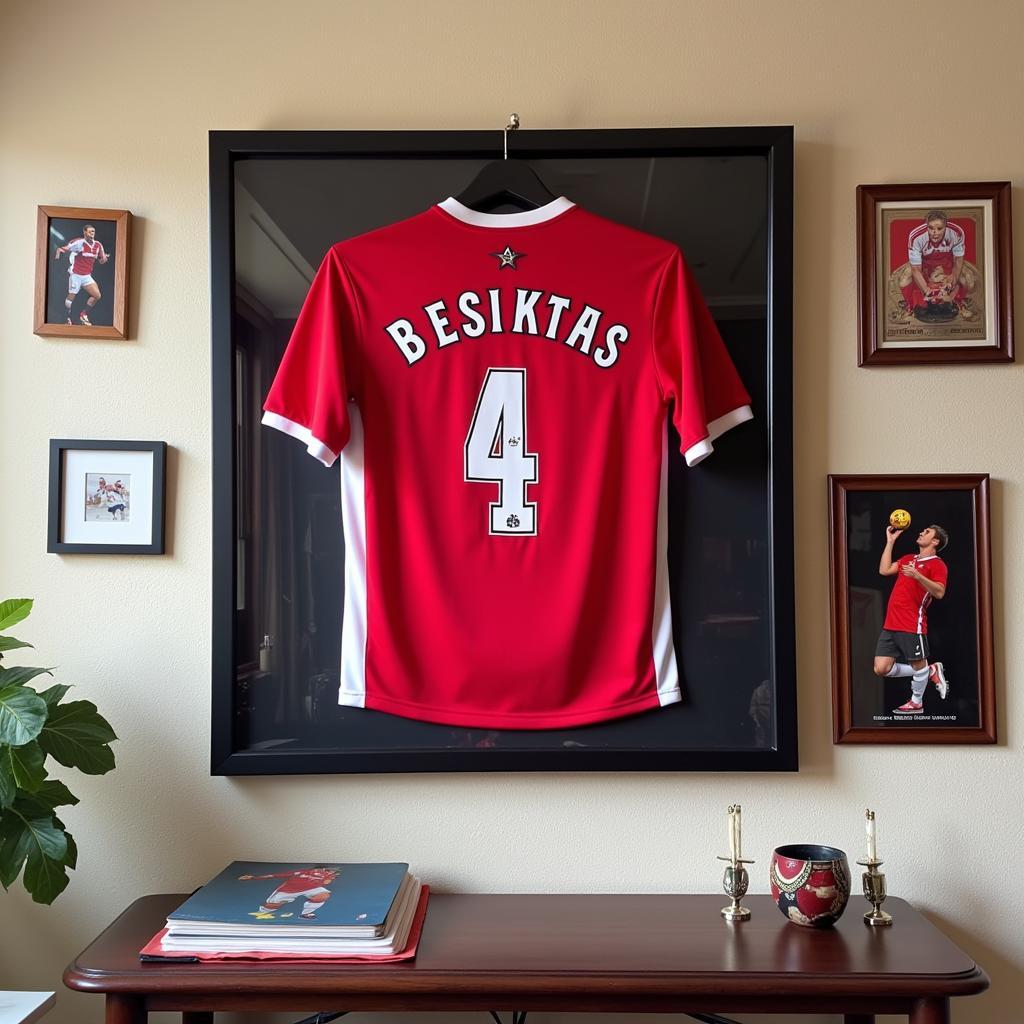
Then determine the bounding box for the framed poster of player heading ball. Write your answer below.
[34,205,131,340]
[210,126,796,775]
[828,474,996,744]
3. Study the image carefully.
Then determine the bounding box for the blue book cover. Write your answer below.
[167,862,410,934]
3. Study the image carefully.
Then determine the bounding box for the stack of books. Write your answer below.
[140,861,427,962]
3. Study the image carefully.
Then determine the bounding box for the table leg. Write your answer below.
[910,997,949,1023]
[106,994,145,1024]
[182,1015,213,1024]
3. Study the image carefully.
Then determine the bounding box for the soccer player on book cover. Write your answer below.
[873,523,950,715]
[54,223,108,326]
[238,865,340,919]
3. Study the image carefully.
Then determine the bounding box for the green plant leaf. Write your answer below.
[12,781,78,821]
[0,808,71,902]
[14,810,70,904]
[0,753,15,809]
[37,683,70,708]
[18,814,66,862]
[0,637,33,654]
[0,814,33,889]
[38,701,116,775]
[59,829,78,870]
[24,847,70,905]
[0,600,32,633]
[6,741,45,793]
[0,600,115,903]
[0,685,48,746]
[35,780,79,809]
[0,666,54,688]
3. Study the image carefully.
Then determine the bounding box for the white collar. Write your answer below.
[437,196,575,227]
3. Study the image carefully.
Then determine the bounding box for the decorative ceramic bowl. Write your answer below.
[770,844,851,928]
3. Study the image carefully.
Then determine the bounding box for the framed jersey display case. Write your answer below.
[210,126,797,774]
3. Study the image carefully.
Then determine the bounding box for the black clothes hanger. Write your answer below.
[454,113,557,213]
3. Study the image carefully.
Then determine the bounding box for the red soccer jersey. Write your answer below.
[883,553,948,634]
[67,237,105,275]
[258,869,338,893]
[262,196,753,729]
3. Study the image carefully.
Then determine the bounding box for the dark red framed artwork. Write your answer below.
[829,474,996,744]
[857,182,1013,366]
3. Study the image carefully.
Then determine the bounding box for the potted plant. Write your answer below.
[0,598,117,903]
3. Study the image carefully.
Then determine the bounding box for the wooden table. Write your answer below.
[64,893,988,1023]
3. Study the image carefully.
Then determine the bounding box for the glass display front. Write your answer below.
[212,134,793,772]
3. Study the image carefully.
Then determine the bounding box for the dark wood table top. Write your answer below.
[64,893,988,1012]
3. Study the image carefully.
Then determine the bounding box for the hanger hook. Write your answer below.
[503,113,520,160]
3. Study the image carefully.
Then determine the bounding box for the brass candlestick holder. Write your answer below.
[856,858,893,926]
[717,855,755,921]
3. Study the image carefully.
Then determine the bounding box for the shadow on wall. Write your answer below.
[789,136,842,782]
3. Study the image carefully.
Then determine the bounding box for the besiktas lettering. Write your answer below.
[385,286,629,370]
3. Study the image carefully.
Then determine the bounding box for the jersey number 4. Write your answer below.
[465,368,538,535]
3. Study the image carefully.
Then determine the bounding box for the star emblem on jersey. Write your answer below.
[491,245,525,269]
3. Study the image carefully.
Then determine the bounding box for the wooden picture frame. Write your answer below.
[829,474,995,744]
[210,127,797,775]
[47,439,166,555]
[856,182,1013,366]
[34,206,131,340]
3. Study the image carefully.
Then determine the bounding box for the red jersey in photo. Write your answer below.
[907,222,966,276]
[67,237,106,275]
[883,554,948,634]
[257,869,338,893]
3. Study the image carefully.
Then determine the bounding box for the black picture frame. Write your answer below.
[47,439,166,555]
[210,126,796,775]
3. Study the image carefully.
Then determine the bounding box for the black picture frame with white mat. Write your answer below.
[47,439,166,555]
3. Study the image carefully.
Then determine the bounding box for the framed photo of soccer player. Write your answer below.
[856,182,1013,366]
[829,474,995,744]
[47,439,166,554]
[34,205,132,340]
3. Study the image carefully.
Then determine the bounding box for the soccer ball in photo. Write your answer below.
[889,508,911,530]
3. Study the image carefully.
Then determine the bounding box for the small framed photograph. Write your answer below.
[47,440,166,555]
[34,206,131,340]
[829,474,995,744]
[857,182,1013,365]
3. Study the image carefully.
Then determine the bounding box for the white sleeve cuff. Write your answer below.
[261,411,339,467]
[683,404,754,467]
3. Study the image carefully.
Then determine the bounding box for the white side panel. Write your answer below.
[652,425,681,706]
[338,406,367,708]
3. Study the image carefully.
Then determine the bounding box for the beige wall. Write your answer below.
[1,2,1021,1022]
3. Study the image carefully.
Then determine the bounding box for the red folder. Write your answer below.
[140,886,429,963]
